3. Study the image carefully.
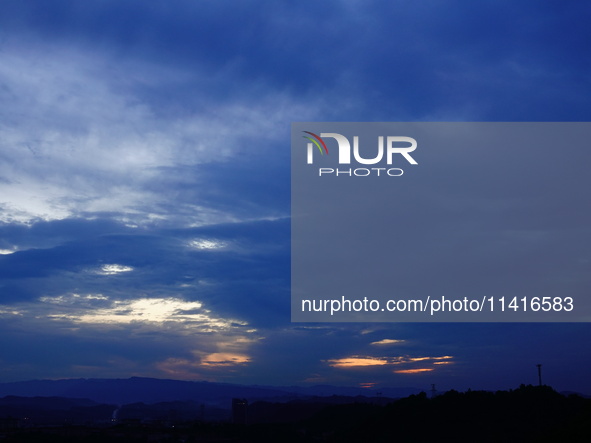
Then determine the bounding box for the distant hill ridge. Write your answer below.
[0,377,420,407]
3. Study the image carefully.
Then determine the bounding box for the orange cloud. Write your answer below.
[394,368,434,374]
[327,357,389,368]
[200,352,251,367]
[155,358,210,381]
[326,355,455,372]
[155,351,252,380]
[303,374,328,384]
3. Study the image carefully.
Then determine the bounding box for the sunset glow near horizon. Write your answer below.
[0,1,591,394]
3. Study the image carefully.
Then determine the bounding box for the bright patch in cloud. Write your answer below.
[370,339,405,346]
[3,294,250,333]
[0,43,314,226]
[0,308,23,316]
[51,298,201,324]
[95,264,134,275]
[189,239,227,250]
[39,293,109,305]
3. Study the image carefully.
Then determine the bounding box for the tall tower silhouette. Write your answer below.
[536,364,542,386]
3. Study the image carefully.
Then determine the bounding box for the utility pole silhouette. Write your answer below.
[536,364,542,386]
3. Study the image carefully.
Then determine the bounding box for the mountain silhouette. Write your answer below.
[0,377,420,407]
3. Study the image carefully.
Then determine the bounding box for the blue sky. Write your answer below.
[1,0,591,393]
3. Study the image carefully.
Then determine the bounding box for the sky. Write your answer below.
[0,0,590,394]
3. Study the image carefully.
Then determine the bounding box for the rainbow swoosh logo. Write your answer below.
[302,131,328,155]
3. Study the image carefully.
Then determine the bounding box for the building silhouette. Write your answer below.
[232,398,248,424]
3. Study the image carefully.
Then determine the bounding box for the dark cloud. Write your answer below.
[3,0,588,120]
